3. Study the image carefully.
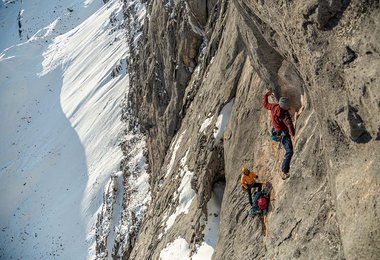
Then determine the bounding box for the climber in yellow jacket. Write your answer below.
[241,166,262,206]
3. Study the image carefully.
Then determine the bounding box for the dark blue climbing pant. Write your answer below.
[281,135,293,173]
[247,183,262,206]
[251,191,262,216]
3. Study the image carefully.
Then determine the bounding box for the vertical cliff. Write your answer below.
[127,0,380,259]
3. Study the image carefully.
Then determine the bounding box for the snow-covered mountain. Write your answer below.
[0,0,149,259]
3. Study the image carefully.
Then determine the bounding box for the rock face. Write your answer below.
[127,0,380,259]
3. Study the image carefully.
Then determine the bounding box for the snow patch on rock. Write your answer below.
[192,182,225,259]
[165,150,195,233]
[111,132,151,258]
[213,99,234,143]
[160,237,191,260]
[165,130,187,178]
[199,116,213,133]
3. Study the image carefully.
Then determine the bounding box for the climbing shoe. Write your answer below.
[280,171,290,180]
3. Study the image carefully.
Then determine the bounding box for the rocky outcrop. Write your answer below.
[127,0,380,259]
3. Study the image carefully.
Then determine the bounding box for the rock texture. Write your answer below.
[127,0,380,259]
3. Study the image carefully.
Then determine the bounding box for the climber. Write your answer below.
[250,182,271,217]
[250,191,269,217]
[241,166,262,206]
[263,91,295,179]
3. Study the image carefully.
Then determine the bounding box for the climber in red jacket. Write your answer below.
[263,91,295,179]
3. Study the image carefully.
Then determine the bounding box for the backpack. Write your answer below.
[258,197,268,210]
[250,182,272,217]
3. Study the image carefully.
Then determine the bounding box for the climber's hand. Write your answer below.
[266,90,273,96]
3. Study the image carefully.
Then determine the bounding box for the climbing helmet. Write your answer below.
[241,166,249,175]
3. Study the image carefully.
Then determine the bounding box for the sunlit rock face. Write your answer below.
[127,1,379,259]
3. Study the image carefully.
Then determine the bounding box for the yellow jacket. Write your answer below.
[241,171,257,189]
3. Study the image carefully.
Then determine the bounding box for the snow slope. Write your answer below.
[192,182,224,259]
[159,183,224,259]
[0,0,147,259]
[160,237,191,260]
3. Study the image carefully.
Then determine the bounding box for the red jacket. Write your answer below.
[263,92,295,138]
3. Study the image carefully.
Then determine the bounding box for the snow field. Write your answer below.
[0,0,101,53]
[0,0,146,259]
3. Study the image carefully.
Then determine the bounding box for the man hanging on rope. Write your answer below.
[263,91,295,179]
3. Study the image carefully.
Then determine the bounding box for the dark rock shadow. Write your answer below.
[348,105,372,143]
[318,0,351,31]
[376,128,380,141]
